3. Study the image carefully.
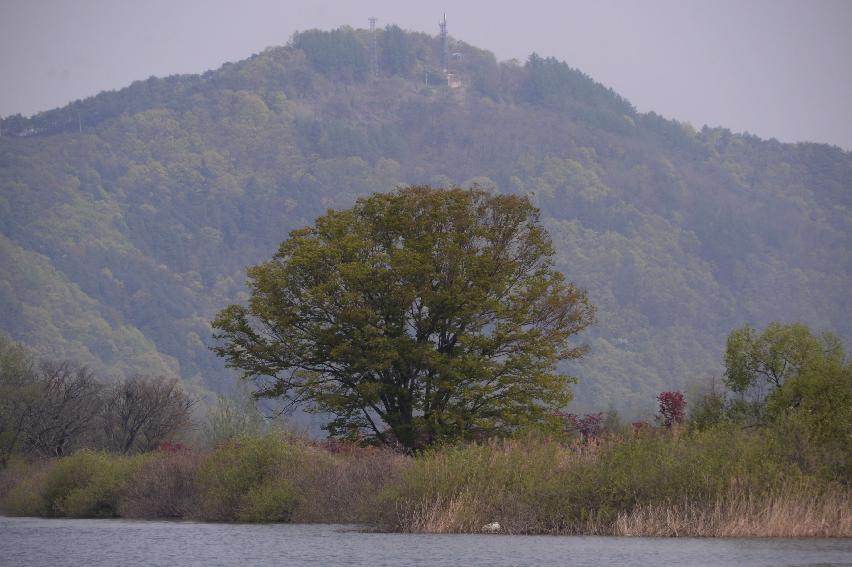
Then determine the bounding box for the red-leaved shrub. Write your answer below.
[559,412,604,440]
[657,391,686,428]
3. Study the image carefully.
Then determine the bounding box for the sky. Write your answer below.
[1,0,851,149]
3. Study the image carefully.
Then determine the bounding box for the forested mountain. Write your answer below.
[1,26,850,414]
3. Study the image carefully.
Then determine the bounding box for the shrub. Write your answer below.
[45,451,146,517]
[602,409,629,437]
[765,359,852,482]
[291,443,407,524]
[0,459,50,516]
[590,426,785,515]
[238,479,297,522]
[118,450,199,518]
[686,391,727,432]
[0,456,27,500]
[559,412,604,441]
[656,391,686,428]
[193,433,304,521]
[5,451,149,517]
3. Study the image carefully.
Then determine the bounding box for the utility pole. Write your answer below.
[369,17,379,78]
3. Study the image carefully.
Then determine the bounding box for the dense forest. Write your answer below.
[1,25,850,414]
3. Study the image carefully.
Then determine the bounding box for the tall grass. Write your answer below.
[614,484,852,537]
[0,428,848,537]
[376,428,842,536]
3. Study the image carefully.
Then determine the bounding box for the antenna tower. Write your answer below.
[439,13,448,72]
[369,17,379,78]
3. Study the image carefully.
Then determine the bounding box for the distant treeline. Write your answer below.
[1,26,633,138]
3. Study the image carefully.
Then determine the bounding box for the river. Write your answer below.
[1,517,850,566]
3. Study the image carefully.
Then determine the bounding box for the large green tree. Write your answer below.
[213,186,594,450]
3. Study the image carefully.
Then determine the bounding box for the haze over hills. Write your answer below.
[1,26,850,414]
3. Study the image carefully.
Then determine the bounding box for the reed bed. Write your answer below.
[613,486,852,538]
[1,429,848,537]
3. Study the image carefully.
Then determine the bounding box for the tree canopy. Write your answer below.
[724,322,844,396]
[687,321,852,480]
[213,186,594,450]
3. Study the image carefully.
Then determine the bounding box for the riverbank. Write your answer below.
[1,429,849,537]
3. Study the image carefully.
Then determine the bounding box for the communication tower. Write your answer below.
[439,13,448,72]
[369,17,379,78]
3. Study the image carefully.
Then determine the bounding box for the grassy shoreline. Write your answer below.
[1,430,848,538]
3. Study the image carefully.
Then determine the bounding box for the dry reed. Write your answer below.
[614,485,852,537]
[392,492,482,533]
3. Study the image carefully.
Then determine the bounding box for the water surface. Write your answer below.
[1,517,850,567]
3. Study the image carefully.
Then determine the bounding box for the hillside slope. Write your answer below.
[2,26,850,413]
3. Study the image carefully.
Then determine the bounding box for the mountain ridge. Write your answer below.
[1,26,849,415]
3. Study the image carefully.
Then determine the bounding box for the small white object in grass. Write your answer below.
[481,522,501,533]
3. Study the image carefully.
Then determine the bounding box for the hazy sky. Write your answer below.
[2,0,850,149]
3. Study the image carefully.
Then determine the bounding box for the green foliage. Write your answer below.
[688,322,851,482]
[379,428,798,532]
[237,479,297,522]
[292,28,369,81]
[724,322,828,394]
[201,391,266,448]
[602,408,629,436]
[0,25,848,417]
[686,390,728,432]
[765,357,852,480]
[522,53,635,131]
[23,450,146,517]
[0,236,178,381]
[0,424,843,529]
[0,335,37,466]
[379,25,414,76]
[193,434,303,521]
[213,187,594,450]
[594,427,787,510]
